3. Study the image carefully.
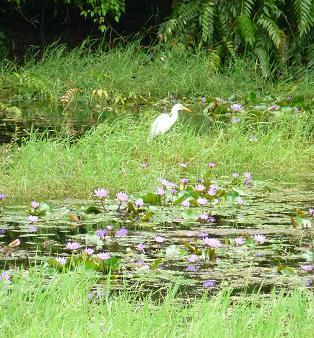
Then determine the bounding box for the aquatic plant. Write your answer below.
[66,242,81,250]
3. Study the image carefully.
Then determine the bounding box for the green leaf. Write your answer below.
[277,265,296,276]
[141,211,153,222]
[150,258,162,270]
[37,202,51,216]
[84,205,102,214]
[142,193,161,205]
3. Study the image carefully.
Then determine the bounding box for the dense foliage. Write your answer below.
[1,0,313,75]
[159,0,314,75]
[2,0,126,32]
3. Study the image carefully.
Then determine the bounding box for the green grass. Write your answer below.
[0,44,313,201]
[1,43,313,111]
[0,269,313,337]
[0,111,313,201]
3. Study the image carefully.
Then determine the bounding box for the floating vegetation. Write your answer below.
[0,165,313,295]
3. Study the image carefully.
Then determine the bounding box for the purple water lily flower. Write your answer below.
[96,228,107,239]
[234,237,246,245]
[253,234,266,244]
[115,227,128,237]
[197,197,208,206]
[300,265,314,272]
[199,214,209,221]
[186,265,198,272]
[97,252,111,260]
[178,162,188,168]
[203,237,222,248]
[116,192,128,203]
[135,198,144,208]
[27,215,39,224]
[207,162,216,168]
[94,188,109,199]
[66,241,81,250]
[287,96,292,101]
[187,254,199,263]
[31,201,40,209]
[56,257,67,265]
[208,184,218,196]
[194,184,206,192]
[0,194,6,201]
[181,199,190,208]
[170,188,177,195]
[0,228,6,234]
[155,235,165,243]
[309,208,314,217]
[199,231,208,238]
[84,248,95,255]
[208,216,216,223]
[203,279,217,288]
[231,103,242,112]
[0,271,11,283]
[136,243,146,253]
[156,187,165,196]
[180,178,189,185]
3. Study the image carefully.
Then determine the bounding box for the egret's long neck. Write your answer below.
[170,107,180,122]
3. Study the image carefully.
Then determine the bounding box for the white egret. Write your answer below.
[147,103,192,142]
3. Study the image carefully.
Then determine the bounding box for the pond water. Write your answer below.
[1,179,313,296]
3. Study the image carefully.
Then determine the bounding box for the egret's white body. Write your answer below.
[147,103,191,142]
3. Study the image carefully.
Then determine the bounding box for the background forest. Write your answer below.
[1,0,313,75]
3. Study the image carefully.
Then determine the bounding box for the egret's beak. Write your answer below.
[183,106,192,112]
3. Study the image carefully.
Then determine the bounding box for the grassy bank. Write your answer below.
[0,45,313,201]
[0,112,313,201]
[0,269,313,337]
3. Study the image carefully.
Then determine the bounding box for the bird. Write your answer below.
[147,103,192,142]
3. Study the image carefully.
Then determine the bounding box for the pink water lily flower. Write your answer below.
[94,188,109,199]
[56,257,67,265]
[253,234,266,244]
[234,237,246,245]
[194,184,206,192]
[155,235,165,243]
[203,237,222,248]
[181,199,190,208]
[97,252,111,260]
[116,192,128,203]
[197,197,208,206]
[84,248,95,255]
[31,201,40,209]
[66,242,81,250]
[135,199,144,208]
[156,187,165,196]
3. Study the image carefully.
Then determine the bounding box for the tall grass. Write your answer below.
[1,42,313,106]
[0,269,313,337]
[0,111,312,201]
[0,44,313,201]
